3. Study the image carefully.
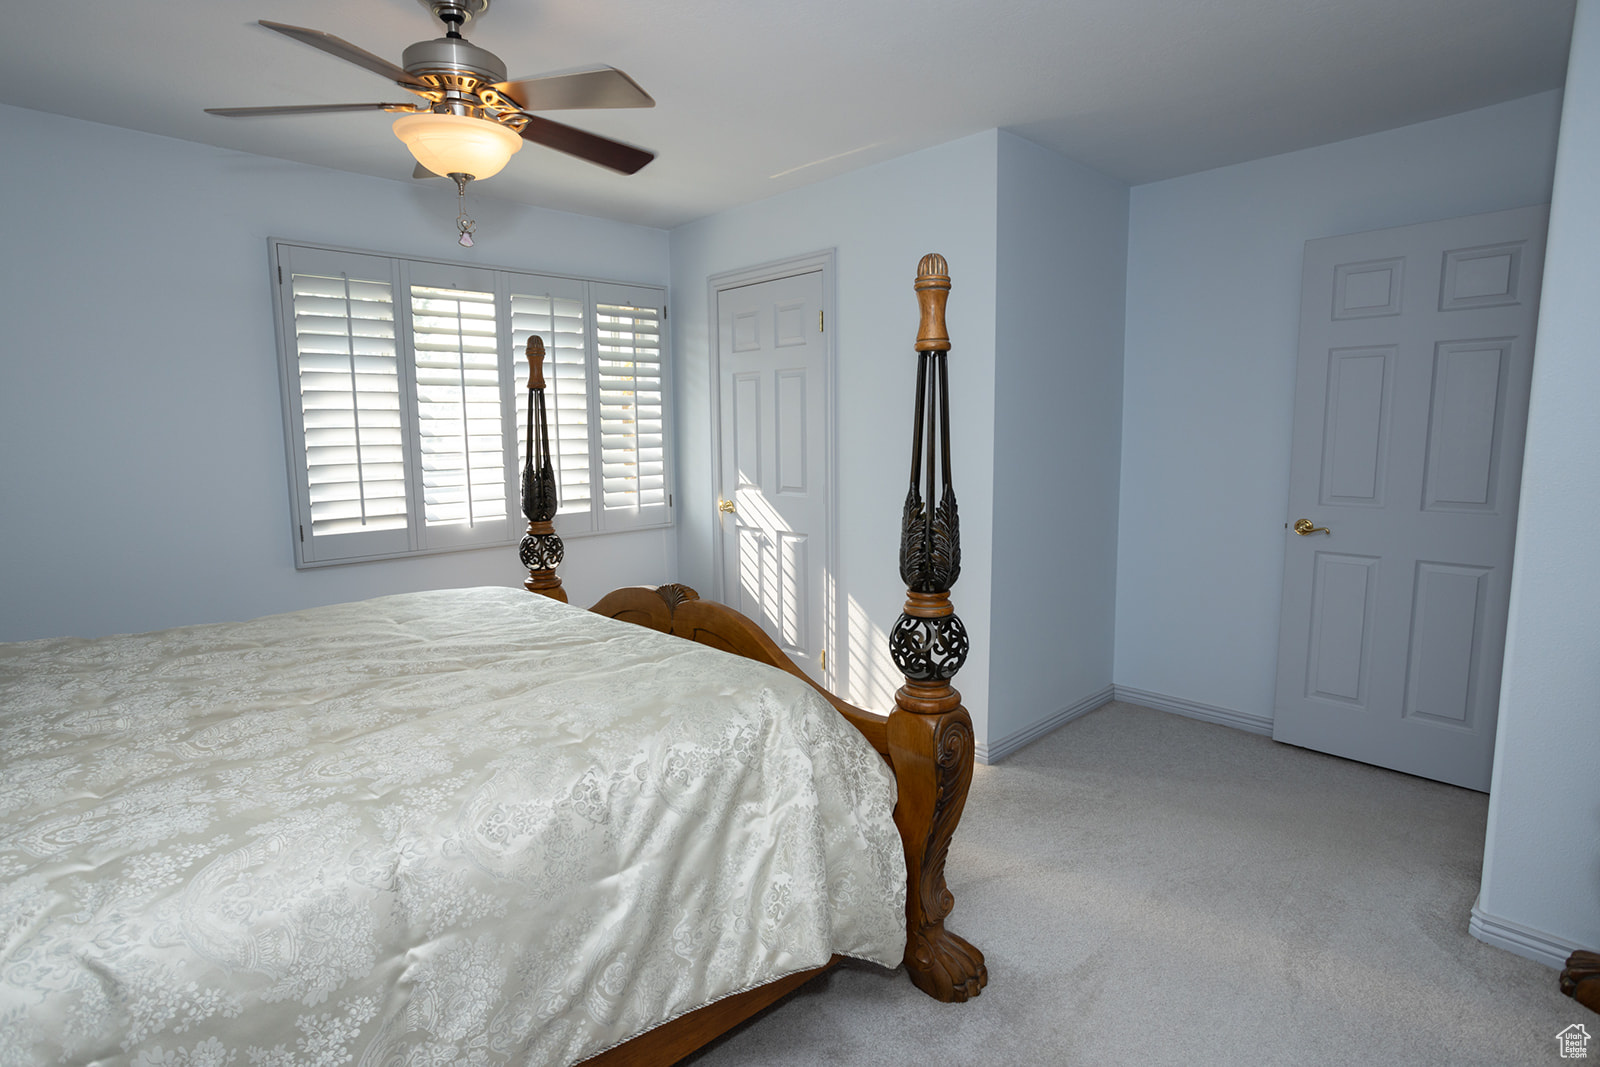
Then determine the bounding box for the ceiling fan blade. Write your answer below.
[258,20,431,92]
[493,67,655,111]
[206,103,416,117]
[413,162,444,179]
[517,115,655,175]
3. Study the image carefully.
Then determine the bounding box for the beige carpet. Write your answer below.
[686,702,1582,1066]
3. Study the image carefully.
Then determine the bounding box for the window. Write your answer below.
[594,290,667,525]
[272,241,669,567]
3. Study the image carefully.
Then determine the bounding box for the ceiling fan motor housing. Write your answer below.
[403,36,508,85]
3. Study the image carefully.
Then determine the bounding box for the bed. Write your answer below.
[0,254,985,1064]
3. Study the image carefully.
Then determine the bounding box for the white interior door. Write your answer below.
[716,270,829,680]
[1272,205,1548,791]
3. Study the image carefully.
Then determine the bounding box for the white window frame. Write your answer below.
[270,239,672,568]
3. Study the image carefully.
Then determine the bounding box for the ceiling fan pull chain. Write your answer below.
[453,173,477,246]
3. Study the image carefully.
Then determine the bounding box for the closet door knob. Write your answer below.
[1293,518,1331,536]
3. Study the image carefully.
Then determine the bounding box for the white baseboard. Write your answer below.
[977,685,1115,764]
[1469,902,1579,969]
[1111,685,1274,736]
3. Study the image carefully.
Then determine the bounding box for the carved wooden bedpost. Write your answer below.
[888,253,987,1002]
[520,335,567,602]
[1562,950,1600,1013]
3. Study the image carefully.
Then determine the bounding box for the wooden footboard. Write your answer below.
[590,584,888,752]
[591,583,985,1002]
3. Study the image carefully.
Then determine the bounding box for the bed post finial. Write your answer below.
[888,254,987,1002]
[521,335,567,602]
[914,252,950,352]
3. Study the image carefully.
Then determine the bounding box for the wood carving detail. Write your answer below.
[1563,950,1600,1014]
[890,699,986,1001]
[928,714,972,921]
[655,583,698,610]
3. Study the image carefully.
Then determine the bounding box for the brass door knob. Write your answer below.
[718,498,737,514]
[1293,518,1331,536]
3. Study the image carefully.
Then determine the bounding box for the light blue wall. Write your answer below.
[0,103,672,641]
[5,83,1587,971]
[987,131,1127,756]
[1478,0,1600,963]
[670,132,1000,734]
[1115,91,1563,722]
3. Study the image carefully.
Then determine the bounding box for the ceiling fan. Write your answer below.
[207,0,655,240]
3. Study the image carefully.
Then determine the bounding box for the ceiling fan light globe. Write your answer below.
[392,112,521,180]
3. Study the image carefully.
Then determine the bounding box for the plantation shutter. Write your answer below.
[276,245,412,564]
[591,283,669,530]
[273,242,670,568]
[407,263,512,549]
[510,277,593,533]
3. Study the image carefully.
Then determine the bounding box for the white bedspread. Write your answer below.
[0,588,905,1066]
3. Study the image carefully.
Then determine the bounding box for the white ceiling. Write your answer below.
[0,0,1575,229]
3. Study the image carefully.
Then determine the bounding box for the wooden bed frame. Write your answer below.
[521,254,987,1065]
[1562,950,1600,1014]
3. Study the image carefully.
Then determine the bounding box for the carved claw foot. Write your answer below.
[906,925,988,1002]
[1562,950,1600,1013]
